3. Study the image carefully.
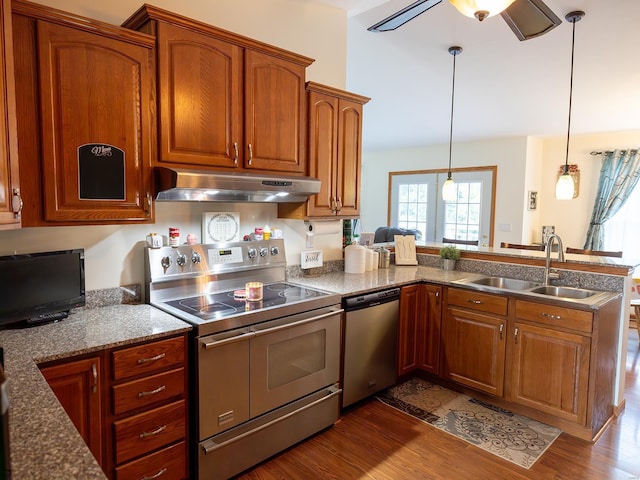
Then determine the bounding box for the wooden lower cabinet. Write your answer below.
[397,283,443,376]
[40,356,103,465]
[40,334,189,479]
[442,288,508,397]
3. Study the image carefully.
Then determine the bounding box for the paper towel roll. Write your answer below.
[306,221,341,236]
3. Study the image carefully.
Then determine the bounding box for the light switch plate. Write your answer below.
[301,250,323,269]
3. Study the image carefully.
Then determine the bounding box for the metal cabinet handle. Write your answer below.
[145,192,152,217]
[335,197,342,213]
[329,196,335,212]
[141,468,168,480]
[91,363,98,393]
[499,323,504,340]
[541,312,562,320]
[138,385,166,398]
[233,142,238,165]
[12,188,23,218]
[514,327,519,344]
[467,299,483,305]
[139,424,167,439]
[248,144,253,165]
[137,353,166,365]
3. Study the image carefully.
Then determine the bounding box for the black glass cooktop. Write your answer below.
[164,282,328,321]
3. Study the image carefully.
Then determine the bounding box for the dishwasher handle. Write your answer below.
[343,288,400,311]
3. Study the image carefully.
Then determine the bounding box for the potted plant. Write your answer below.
[439,245,461,271]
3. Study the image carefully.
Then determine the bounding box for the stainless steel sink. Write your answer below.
[468,277,540,290]
[528,285,599,299]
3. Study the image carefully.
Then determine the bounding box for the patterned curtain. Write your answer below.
[584,149,640,250]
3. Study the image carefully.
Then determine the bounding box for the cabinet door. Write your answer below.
[41,356,103,465]
[510,322,590,425]
[36,21,153,222]
[156,22,242,169]
[398,284,422,376]
[334,98,363,217]
[0,0,20,229]
[442,306,506,396]
[244,49,306,173]
[307,90,338,216]
[418,284,442,374]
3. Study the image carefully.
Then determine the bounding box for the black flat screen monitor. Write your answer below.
[0,249,85,328]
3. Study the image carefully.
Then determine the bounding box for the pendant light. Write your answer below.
[556,10,584,200]
[442,46,462,202]
[449,0,516,22]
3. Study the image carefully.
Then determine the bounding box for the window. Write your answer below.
[604,182,640,258]
[389,167,496,245]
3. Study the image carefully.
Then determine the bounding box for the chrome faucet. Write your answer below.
[543,233,565,285]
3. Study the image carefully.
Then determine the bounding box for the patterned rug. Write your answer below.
[376,378,562,469]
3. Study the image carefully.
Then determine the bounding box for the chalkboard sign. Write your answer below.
[78,144,125,200]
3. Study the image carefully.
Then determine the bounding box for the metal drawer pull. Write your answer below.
[233,142,238,165]
[91,363,98,393]
[541,312,562,320]
[253,309,343,337]
[248,144,253,165]
[137,353,166,364]
[499,323,504,340]
[203,331,255,350]
[514,327,519,344]
[467,299,483,304]
[139,425,167,439]
[141,468,168,480]
[138,385,166,398]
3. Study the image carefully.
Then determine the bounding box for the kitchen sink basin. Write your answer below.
[528,285,599,299]
[468,276,540,290]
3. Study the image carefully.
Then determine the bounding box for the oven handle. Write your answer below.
[201,385,341,455]
[252,308,344,337]
[201,331,255,350]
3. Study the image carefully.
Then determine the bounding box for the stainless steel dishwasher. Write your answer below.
[342,287,400,407]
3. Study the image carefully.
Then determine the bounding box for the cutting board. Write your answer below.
[394,235,418,265]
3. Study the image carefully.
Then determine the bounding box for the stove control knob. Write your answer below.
[191,251,201,264]
[259,247,268,257]
[176,254,187,267]
[270,246,280,256]
[161,256,171,271]
[247,247,257,259]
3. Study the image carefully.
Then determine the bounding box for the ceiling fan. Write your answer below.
[368,0,562,41]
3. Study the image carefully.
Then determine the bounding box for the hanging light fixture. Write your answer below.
[449,0,516,22]
[556,10,584,200]
[442,46,462,202]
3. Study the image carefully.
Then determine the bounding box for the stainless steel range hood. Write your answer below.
[154,167,321,203]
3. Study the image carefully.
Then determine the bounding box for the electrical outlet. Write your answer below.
[301,250,323,269]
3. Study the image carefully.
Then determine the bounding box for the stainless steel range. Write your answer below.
[145,239,342,480]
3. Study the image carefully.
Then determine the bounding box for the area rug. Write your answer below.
[376,378,561,469]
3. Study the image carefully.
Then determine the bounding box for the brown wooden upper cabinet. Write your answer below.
[123,5,314,175]
[279,82,370,219]
[11,0,156,225]
[0,0,21,230]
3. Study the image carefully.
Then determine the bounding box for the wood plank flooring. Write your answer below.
[238,329,640,479]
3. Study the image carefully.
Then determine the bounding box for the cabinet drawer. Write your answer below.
[515,300,593,334]
[113,336,185,381]
[447,287,508,316]
[113,368,184,415]
[116,441,187,480]
[114,400,186,464]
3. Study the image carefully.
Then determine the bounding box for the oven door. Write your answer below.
[249,305,342,418]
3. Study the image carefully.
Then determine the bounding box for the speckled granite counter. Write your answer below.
[289,265,474,296]
[0,304,191,480]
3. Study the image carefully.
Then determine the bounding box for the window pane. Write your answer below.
[408,184,418,202]
[469,183,482,203]
[399,184,408,202]
[398,203,407,221]
[418,184,428,202]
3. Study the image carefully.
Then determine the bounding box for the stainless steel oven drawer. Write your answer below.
[198,384,340,480]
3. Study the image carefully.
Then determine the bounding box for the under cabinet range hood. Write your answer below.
[154,167,321,203]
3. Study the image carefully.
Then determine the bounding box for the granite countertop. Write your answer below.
[290,265,473,296]
[0,304,191,480]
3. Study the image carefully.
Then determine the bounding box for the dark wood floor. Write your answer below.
[239,329,640,479]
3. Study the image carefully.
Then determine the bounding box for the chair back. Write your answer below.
[442,237,478,246]
[500,242,545,251]
[565,247,623,258]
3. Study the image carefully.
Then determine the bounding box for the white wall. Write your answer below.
[360,136,529,246]
[0,0,348,290]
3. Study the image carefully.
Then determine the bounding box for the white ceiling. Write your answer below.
[305,0,640,151]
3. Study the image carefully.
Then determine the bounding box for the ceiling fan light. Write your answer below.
[449,0,516,20]
[555,172,575,200]
[442,177,457,201]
